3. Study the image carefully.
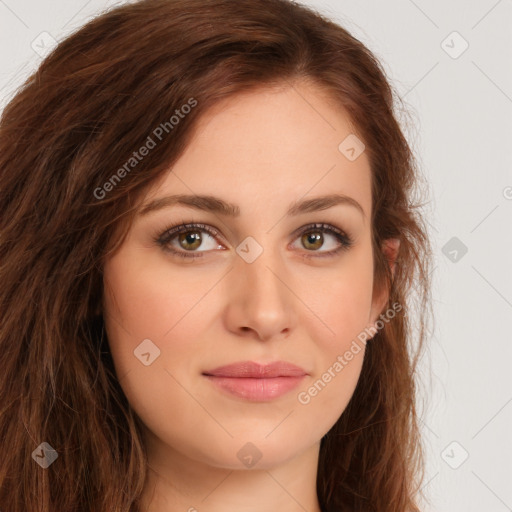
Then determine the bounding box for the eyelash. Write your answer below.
[155,222,354,260]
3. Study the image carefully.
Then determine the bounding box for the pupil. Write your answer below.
[181,231,201,249]
[305,232,322,249]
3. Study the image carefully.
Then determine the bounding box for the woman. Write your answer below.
[0,0,433,510]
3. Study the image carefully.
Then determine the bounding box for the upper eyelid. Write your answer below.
[159,222,220,240]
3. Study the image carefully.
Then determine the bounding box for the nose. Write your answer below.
[223,246,298,342]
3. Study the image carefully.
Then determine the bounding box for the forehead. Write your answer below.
[143,81,372,221]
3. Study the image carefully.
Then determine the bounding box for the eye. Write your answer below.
[290,223,354,259]
[155,222,224,259]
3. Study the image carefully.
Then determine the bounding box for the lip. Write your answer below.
[203,360,308,378]
[202,361,308,401]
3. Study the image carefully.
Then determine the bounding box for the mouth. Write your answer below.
[202,360,308,401]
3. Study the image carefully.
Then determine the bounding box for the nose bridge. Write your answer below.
[245,249,283,297]
[240,240,286,301]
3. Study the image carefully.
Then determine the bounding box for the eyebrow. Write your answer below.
[138,193,365,219]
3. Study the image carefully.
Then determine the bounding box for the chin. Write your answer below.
[195,435,308,471]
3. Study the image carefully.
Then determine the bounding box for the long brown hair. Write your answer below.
[0,0,433,510]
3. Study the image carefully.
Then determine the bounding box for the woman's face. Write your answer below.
[103,81,389,470]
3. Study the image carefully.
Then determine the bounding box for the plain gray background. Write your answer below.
[1,1,511,511]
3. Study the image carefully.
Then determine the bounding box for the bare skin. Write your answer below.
[102,79,398,512]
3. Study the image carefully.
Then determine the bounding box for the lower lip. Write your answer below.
[204,375,306,401]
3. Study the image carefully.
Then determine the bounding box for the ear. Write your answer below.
[367,238,400,337]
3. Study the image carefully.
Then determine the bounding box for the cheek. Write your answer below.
[309,249,375,350]
[297,252,373,417]
[102,251,220,452]
[102,247,220,366]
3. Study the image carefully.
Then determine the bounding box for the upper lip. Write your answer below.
[202,361,308,378]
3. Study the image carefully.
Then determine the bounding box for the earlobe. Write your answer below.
[366,237,401,339]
